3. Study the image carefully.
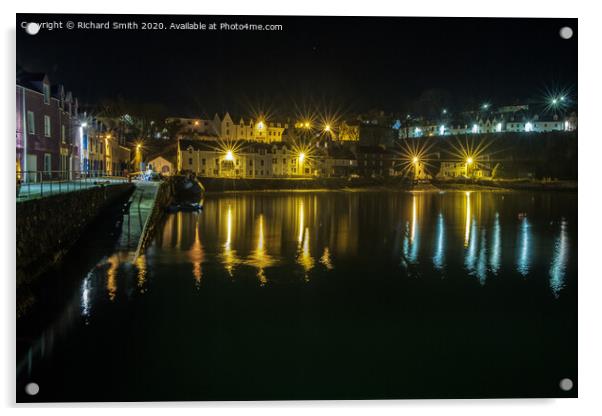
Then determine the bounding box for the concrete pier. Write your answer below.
[115,180,173,262]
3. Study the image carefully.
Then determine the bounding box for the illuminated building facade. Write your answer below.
[16,71,79,181]
[167,112,288,143]
[336,121,360,141]
[399,105,577,139]
[177,139,310,178]
[148,156,173,176]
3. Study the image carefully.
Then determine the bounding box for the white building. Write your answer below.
[148,156,173,176]
[167,112,288,143]
[177,139,313,178]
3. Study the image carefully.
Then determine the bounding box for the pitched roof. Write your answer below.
[17,71,48,93]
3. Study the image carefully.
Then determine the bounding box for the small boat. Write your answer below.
[172,175,205,202]
[166,202,203,213]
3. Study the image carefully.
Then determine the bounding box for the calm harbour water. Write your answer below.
[17,190,577,401]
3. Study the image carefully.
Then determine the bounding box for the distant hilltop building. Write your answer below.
[167,101,577,160]
[399,104,577,138]
[166,112,288,143]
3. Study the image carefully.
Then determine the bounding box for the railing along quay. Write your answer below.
[16,170,130,201]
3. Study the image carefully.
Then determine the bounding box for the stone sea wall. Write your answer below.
[16,184,135,290]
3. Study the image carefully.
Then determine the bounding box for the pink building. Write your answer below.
[16,71,79,181]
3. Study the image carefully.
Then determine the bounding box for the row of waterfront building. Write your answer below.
[15,69,576,182]
[16,70,131,182]
[174,139,492,180]
[165,105,576,180]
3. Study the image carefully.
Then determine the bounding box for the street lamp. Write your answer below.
[466,157,473,177]
[299,152,306,163]
[225,150,234,161]
[324,124,331,133]
[482,103,490,110]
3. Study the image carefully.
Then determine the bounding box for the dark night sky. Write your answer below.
[16,14,577,117]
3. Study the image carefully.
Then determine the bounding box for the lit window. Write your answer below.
[27,111,35,134]
[44,115,51,137]
[43,83,50,104]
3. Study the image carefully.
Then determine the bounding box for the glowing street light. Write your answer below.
[224,150,234,161]
[465,156,474,177]
[304,121,311,129]
[324,124,331,133]
[442,109,447,115]
[482,103,490,110]
[257,121,265,130]
[412,156,419,164]
[299,152,306,163]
